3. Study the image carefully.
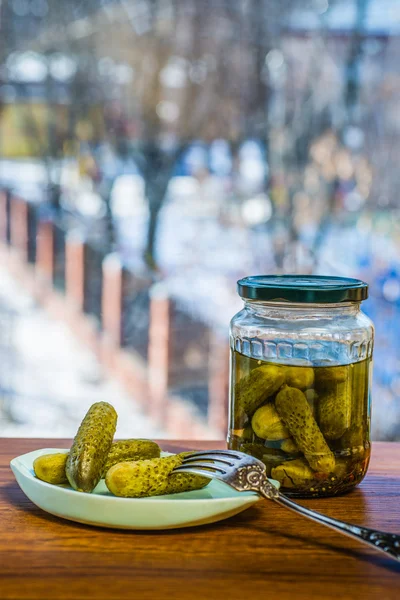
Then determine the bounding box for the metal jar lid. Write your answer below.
[237,275,368,303]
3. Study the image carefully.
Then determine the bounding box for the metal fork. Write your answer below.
[173,449,400,562]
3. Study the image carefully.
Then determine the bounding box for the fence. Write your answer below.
[121,269,151,360]
[0,298,17,425]
[83,241,105,326]
[0,191,229,437]
[26,203,38,264]
[53,220,66,293]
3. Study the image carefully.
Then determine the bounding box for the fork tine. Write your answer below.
[175,461,227,475]
[173,465,220,479]
[182,454,234,467]
[184,450,242,461]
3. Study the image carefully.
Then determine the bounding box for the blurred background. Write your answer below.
[0,0,399,440]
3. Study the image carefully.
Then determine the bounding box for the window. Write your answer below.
[0,0,399,440]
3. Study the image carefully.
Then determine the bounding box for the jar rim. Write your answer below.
[237,275,368,303]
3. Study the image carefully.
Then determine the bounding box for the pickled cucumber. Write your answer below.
[333,458,349,479]
[315,365,347,389]
[235,365,285,416]
[251,404,290,440]
[271,458,316,489]
[105,454,209,498]
[33,452,68,485]
[103,439,160,475]
[261,448,287,477]
[318,381,351,440]
[351,360,368,427]
[66,402,117,493]
[272,458,349,490]
[337,424,366,457]
[166,471,209,494]
[239,442,267,461]
[285,366,314,390]
[275,385,335,473]
[305,388,319,410]
[229,352,371,497]
[239,444,285,476]
[280,438,299,454]
[229,425,255,450]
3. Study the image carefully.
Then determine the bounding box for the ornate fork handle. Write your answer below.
[275,494,400,561]
[235,465,400,562]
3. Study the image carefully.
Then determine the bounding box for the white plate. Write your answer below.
[10,448,279,530]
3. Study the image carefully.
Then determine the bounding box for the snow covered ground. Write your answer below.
[0,267,165,439]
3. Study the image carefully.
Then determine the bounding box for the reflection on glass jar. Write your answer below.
[228,275,374,498]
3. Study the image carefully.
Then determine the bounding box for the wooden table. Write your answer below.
[1,439,399,600]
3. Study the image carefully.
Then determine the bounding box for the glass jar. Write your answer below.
[228,275,374,498]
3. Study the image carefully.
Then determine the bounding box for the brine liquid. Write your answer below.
[228,351,371,498]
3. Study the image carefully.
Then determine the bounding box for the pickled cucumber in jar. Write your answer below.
[228,351,371,498]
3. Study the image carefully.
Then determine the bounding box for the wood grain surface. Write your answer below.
[0,439,399,600]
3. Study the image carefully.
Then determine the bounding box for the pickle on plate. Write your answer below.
[318,381,351,440]
[166,471,209,495]
[105,454,209,498]
[103,439,161,475]
[34,439,161,486]
[284,366,314,390]
[251,404,290,440]
[235,365,285,416]
[165,454,209,494]
[275,385,335,473]
[33,452,68,485]
[66,402,117,493]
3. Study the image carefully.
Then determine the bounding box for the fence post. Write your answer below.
[0,190,8,243]
[10,196,28,260]
[208,332,230,437]
[36,220,54,283]
[102,253,123,346]
[148,282,171,422]
[65,231,85,310]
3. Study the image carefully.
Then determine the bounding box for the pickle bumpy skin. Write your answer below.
[105,454,209,498]
[284,366,314,390]
[235,365,285,416]
[33,440,161,486]
[275,385,335,473]
[102,439,161,475]
[166,471,209,494]
[318,381,351,440]
[33,453,68,485]
[251,404,290,441]
[66,402,117,493]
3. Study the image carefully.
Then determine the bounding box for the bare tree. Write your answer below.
[2,0,377,273]
[27,0,298,267]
